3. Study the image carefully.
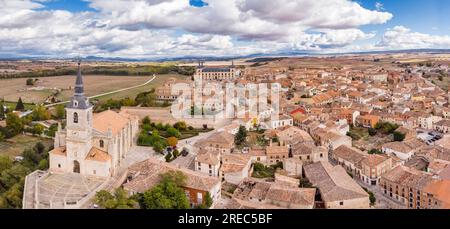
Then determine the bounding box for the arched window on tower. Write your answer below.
[100,140,104,148]
[74,112,78,123]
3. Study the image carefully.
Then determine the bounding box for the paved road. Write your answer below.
[354,177,406,209]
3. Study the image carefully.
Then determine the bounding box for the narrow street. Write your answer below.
[354,178,406,209]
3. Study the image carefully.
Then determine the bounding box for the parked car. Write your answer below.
[181,148,189,157]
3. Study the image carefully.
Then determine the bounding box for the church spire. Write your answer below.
[68,59,91,109]
[74,59,84,96]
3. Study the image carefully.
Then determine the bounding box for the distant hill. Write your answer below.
[1,49,450,63]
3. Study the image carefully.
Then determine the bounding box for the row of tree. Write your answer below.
[0,65,196,79]
[94,89,170,113]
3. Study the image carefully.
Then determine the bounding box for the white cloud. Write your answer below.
[376,26,450,50]
[375,2,384,11]
[7,0,443,58]
[88,0,391,40]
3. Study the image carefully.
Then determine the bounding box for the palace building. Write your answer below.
[194,61,241,81]
[49,62,139,177]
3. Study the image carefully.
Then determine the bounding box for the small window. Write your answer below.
[58,164,61,168]
[93,170,96,175]
[100,140,104,148]
[340,201,344,206]
[73,112,79,123]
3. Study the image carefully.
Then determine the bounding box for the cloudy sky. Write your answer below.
[1,0,450,58]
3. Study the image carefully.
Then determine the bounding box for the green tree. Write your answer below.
[15,97,25,111]
[135,92,157,107]
[3,183,23,208]
[153,141,166,153]
[155,122,165,130]
[32,105,51,121]
[121,97,136,107]
[0,156,13,172]
[299,178,314,188]
[369,149,382,155]
[369,192,376,206]
[0,100,5,120]
[5,112,23,136]
[138,171,190,209]
[142,116,151,125]
[197,192,213,209]
[54,104,65,120]
[26,78,35,86]
[234,125,248,146]
[393,131,406,142]
[173,121,187,131]
[33,142,46,155]
[0,164,30,191]
[31,124,45,136]
[22,149,42,167]
[165,152,173,162]
[38,158,49,170]
[44,123,58,137]
[94,190,115,208]
[94,188,136,209]
[368,128,377,136]
[166,127,181,138]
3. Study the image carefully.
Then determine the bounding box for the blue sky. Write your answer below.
[41,0,208,11]
[359,0,450,35]
[40,0,93,12]
[40,0,450,35]
[1,0,450,58]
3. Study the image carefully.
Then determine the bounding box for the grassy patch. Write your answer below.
[252,162,283,179]
[159,128,213,140]
[0,134,53,158]
[347,127,369,141]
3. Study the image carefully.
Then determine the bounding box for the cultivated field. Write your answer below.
[0,74,188,104]
[91,73,189,102]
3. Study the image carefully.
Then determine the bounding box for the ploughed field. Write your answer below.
[0,75,154,104]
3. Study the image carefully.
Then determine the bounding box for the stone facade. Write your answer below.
[49,63,139,178]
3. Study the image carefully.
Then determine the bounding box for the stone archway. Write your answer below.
[73,160,80,173]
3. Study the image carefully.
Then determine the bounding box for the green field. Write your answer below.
[430,75,450,92]
[93,74,190,102]
[3,101,36,111]
[0,135,53,158]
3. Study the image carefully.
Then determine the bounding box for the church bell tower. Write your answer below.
[64,60,93,170]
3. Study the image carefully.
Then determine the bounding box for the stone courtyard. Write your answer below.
[35,173,106,209]
[23,146,159,209]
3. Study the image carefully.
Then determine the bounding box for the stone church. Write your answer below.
[49,62,139,177]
